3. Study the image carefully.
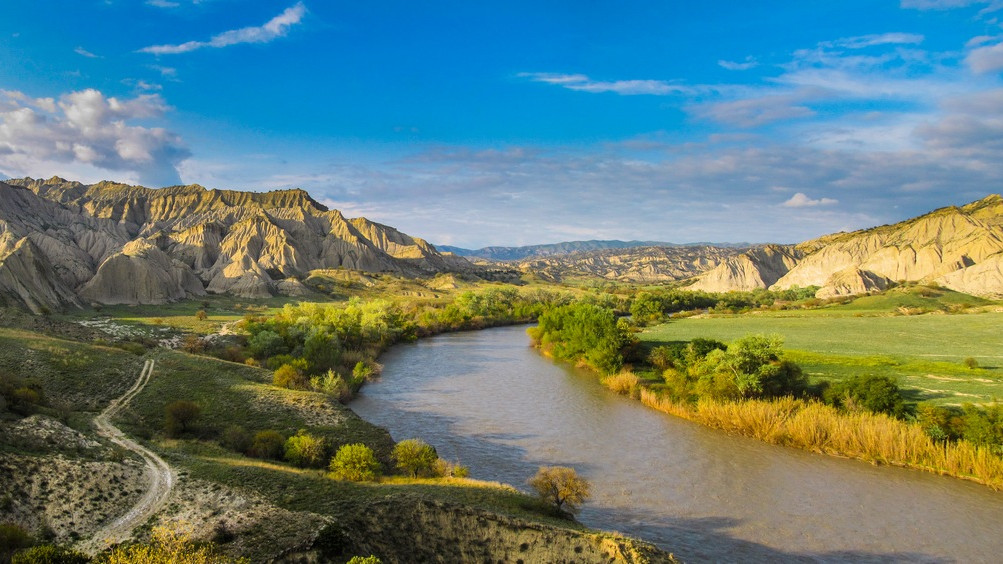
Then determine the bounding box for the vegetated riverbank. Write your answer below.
[526,302,1003,491]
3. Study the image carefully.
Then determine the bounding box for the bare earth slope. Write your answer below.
[0,177,477,310]
[690,194,1003,298]
[514,245,744,283]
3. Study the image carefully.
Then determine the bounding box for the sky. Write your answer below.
[2,1,1003,247]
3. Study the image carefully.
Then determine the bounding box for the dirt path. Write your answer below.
[79,359,175,555]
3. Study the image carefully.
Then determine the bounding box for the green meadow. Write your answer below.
[641,306,1003,407]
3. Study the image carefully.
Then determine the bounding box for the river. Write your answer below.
[350,325,1003,563]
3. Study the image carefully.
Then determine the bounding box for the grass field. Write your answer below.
[641,305,1003,407]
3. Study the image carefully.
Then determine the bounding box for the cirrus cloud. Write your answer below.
[139,2,306,55]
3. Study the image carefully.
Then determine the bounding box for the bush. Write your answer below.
[310,370,351,402]
[221,426,252,454]
[284,430,328,468]
[824,374,908,418]
[248,430,286,460]
[99,524,247,563]
[963,357,979,370]
[1,523,34,562]
[528,466,591,515]
[329,443,380,482]
[347,557,381,564]
[163,400,201,438]
[273,363,308,390]
[12,545,89,563]
[391,439,438,478]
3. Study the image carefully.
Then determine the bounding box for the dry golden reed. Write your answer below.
[639,389,1003,490]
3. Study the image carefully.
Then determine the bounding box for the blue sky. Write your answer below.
[2,1,1003,247]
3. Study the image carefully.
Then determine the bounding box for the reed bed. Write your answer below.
[639,388,1003,490]
[601,371,640,395]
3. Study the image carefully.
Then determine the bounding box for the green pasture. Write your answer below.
[641,310,1003,406]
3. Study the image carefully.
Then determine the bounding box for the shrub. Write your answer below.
[273,363,308,390]
[329,443,380,482]
[248,430,286,460]
[347,557,381,564]
[528,466,591,515]
[310,370,351,402]
[12,545,89,564]
[164,400,201,438]
[99,524,247,563]
[391,439,438,478]
[824,374,908,418]
[963,357,979,370]
[284,430,328,468]
[196,310,208,321]
[220,426,252,454]
[601,371,639,396]
[1,523,34,562]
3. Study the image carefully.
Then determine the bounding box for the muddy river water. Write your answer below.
[350,325,1003,563]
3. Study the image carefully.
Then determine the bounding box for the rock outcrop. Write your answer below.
[689,194,1003,298]
[0,177,478,309]
[689,245,803,292]
[514,245,743,283]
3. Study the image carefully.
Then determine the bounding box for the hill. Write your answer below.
[514,245,746,283]
[0,177,478,313]
[690,194,1003,298]
[440,239,748,261]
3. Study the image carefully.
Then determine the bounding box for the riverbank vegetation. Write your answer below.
[525,288,1003,489]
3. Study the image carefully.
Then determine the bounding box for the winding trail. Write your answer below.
[79,359,176,555]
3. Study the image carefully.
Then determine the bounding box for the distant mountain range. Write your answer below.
[438,240,750,261]
[0,177,478,313]
[2,176,1001,314]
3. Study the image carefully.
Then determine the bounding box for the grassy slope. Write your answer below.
[641,288,1003,406]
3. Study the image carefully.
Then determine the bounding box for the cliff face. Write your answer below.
[689,195,1003,298]
[0,177,476,310]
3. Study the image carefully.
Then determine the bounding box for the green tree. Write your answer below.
[302,330,341,374]
[629,292,663,325]
[249,430,286,460]
[164,400,200,437]
[391,438,438,478]
[248,330,287,359]
[824,374,908,418]
[528,466,591,515]
[329,443,381,482]
[284,430,328,468]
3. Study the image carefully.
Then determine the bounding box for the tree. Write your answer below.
[196,310,208,321]
[284,430,328,468]
[392,438,438,478]
[164,400,200,437]
[629,292,663,325]
[528,466,591,515]
[824,373,908,418]
[249,430,286,460]
[248,329,288,359]
[329,443,381,482]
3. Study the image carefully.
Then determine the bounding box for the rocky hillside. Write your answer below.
[691,194,1003,298]
[441,239,749,261]
[0,177,476,312]
[516,245,745,283]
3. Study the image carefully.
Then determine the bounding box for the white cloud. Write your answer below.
[902,0,987,9]
[147,0,181,7]
[518,72,704,96]
[0,88,189,186]
[782,193,839,208]
[139,2,306,55]
[719,57,758,71]
[821,33,924,49]
[691,94,816,127]
[74,46,100,58]
[966,41,1003,73]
